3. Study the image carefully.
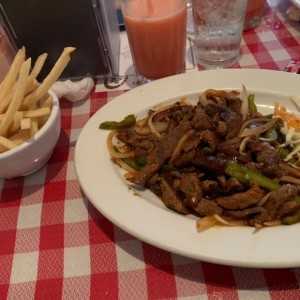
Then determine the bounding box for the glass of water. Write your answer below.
[186,0,194,34]
[192,0,248,69]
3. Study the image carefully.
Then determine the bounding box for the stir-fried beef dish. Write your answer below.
[101,89,300,229]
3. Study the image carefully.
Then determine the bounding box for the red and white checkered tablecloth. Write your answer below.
[1,1,300,299]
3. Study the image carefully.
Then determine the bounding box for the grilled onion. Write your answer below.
[239,118,278,138]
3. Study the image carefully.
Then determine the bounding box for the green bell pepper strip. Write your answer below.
[282,209,300,225]
[122,156,147,171]
[265,125,279,143]
[279,148,290,160]
[112,145,146,171]
[225,160,281,191]
[122,157,142,171]
[263,114,274,119]
[248,94,257,113]
[99,114,136,130]
[135,156,147,166]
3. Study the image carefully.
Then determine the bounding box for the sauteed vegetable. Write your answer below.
[100,88,300,229]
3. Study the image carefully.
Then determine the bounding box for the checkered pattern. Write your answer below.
[1,2,300,299]
[239,1,300,71]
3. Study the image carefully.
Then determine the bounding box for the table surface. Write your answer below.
[1,1,300,299]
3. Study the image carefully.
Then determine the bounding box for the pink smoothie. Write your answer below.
[123,0,187,80]
[245,0,265,22]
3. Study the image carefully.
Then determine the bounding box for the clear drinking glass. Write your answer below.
[186,0,194,34]
[192,0,248,69]
[120,0,187,83]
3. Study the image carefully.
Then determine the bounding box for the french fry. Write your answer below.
[0,47,25,104]
[30,118,38,137]
[41,94,53,109]
[0,83,15,114]
[29,53,48,80]
[0,58,31,137]
[0,107,51,123]
[0,146,6,153]
[0,75,37,114]
[23,107,51,118]
[9,128,30,145]
[22,47,75,109]
[7,111,23,133]
[20,118,31,130]
[0,46,75,154]
[0,136,18,151]
[25,76,38,95]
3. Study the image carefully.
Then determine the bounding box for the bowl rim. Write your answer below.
[0,89,60,159]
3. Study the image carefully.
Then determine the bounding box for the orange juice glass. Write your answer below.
[120,0,187,83]
[244,0,266,29]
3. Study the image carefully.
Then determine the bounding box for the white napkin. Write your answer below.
[51,77,94,102]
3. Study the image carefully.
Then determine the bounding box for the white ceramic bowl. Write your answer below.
[0,90,61,179]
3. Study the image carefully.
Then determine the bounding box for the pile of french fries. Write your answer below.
[0,46,75,153]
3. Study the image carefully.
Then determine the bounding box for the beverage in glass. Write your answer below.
[120,0,187,82]
[244,0,265,30]
[192,0,248,69]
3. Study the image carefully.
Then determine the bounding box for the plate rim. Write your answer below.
[75,69,300,268]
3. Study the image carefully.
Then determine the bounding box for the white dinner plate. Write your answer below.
[75,69,300,268]
[291,0,300,9]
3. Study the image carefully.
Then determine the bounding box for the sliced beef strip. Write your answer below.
[169,135,216,169]
[216,185,266,210]
[171,105,196,123]
[117,129,156,157]
[199,130,217,152]
[220,109,243,140]
[192,154,227,176]
[236,152,253,164]
[248,184,299,226]
[218,177,244,194]
[151,104,193,123]
[217,139,252,164]
[245,162,264,172]
[159,178,189,214]
[199,90,240,109]
[128,121,192,185]
[193,198,223,217]
[225,97,242,114]
[191,109,216,131]
[264,184,298,214]
[173,149,196,167]
[182,133,201,152]
[201,180,219,198]
[277,200,300,218]
[224,207,266,220]
[216,139,241,159]
[179,173,202,208]
[204,103,226,118]
[216,175,227,189]
[116,128,137,146]
[215,121,227,137]
[133,137,156,157]
[246,139,283,178]
[204,103,243,140]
